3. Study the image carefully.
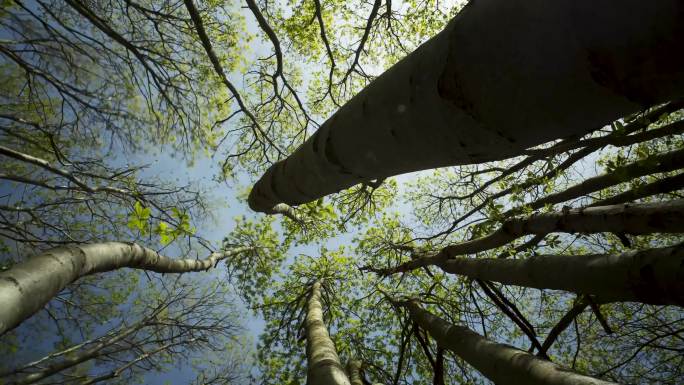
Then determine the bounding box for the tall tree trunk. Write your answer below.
[399,299,618,385]
[305,280,350,385]
[0,243,252,335]
[506,147,684,216]
[345,360,364,385]
[369,199,684,276]
[249,0,684,212]
[433,347,445,385]
[438,244,684,306]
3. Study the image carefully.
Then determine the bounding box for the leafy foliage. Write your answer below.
[1,1,683,385]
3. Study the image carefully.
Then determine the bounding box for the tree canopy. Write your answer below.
[1,0,683,384]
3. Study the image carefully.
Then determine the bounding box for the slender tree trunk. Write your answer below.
[305,280,350,385]
[588,172,684,207]
[249,0,684,212]
[345,360,364,385]
[399,299,618,385]
[434,347,445,385]
[370,199,684,275]
[9,309,159,384]
[509,147,684,216]
[438,244,684,306]
[539,298,590,356]
[0,243,252,335]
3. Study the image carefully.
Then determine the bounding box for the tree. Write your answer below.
[3,0,684,384]
[0,276,246,385]
[248,0,684,213]
[389,297,618,385]
[0,243,254,335]
[242,1,684,383]
[304,280,350,385]
[0,1,255,382]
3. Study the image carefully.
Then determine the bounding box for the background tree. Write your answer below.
[0,276,247,385]
[0,1,257,382]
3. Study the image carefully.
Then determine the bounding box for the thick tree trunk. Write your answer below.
[400,299,618,385]
[305,281,350,385]
[249,0,684,212]
[0,243,252,335]
[438,244,684,306]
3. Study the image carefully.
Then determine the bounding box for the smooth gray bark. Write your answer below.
[249,0,684,212]
[512,147,684,215]
[401,300,619,385]
[370,199,684,275]
[345,360,363,385]
[0,243,251,335]
[438,244,684,306]
[305,281,350,385]
[270,203,303,223]
[588,172,684,207]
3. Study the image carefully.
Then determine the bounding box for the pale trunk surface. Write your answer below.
[403,300,619,385]
[271,203,303,223]
[372,200,684,275]
[249,0,684,212]
[445,199,684,258]
[345,360,363,385]
[438,245,684,305]
[514,147,684,214]
[305,281,350,385]
[588,172,684,208]
[0,243,251,335]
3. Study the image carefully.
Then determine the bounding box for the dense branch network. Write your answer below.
[2,1,684,385]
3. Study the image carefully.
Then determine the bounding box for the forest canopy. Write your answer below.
[1,0,683,384]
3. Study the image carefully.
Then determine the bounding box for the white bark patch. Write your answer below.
[305,281,351,385]
[0,243,252,335]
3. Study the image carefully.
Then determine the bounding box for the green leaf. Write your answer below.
[127,201,151,234]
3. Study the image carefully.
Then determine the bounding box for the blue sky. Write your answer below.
[0,1,468,382]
